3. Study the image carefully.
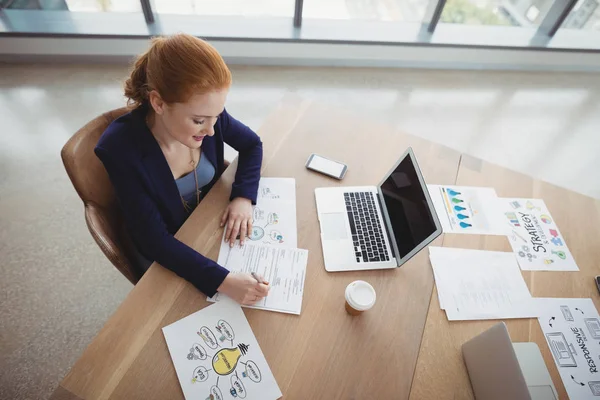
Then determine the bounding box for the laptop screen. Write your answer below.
[379,150,439,259]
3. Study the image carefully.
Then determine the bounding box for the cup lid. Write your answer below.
[345,280,376,311]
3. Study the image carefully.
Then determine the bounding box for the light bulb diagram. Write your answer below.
[212,343,249,375]
[190,320,263,399]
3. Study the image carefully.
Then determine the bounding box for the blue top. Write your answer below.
[176,151,215,211]
[95,103,263,296]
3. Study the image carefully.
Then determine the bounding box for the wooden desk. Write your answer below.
[51,98,598,400]
[410,155,600,400]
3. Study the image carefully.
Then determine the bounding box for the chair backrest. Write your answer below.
[61,107,142,284]
[62,108,126,208]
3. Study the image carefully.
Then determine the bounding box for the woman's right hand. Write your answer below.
[217,273,270,305]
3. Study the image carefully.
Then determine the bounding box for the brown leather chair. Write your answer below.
[61,107,143,285]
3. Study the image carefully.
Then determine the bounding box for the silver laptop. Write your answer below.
[463,322,558,400]
[314,147,442,272]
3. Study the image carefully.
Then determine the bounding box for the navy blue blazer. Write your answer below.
[95,103,263,296]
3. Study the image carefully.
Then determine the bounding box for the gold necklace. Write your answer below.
[145,116,200,213]
[181,148,201,213]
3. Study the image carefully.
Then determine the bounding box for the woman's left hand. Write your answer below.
[221,197,253,247]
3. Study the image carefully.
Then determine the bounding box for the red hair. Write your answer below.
[124,33,232,108]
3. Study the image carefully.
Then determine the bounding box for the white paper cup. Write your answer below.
[345,280,376,316]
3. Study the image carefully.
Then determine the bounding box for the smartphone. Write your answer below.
[305,153,347,180]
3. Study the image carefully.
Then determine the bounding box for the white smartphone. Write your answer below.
[305,153,347,180]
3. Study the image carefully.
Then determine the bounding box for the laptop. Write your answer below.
[462,322,558,400]
[314,147,442,272]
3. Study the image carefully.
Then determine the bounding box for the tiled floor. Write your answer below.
[1,63,599,399]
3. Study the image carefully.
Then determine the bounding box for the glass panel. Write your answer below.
[562,0,600,30]
[440,0,551,27]
[65,0,141,12]
[0,0,141,12]
[302,0,429,21]
[150,0,294,17]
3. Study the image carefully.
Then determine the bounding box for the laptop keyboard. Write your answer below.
[344,192,390,263]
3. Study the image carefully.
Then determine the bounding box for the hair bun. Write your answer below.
[124,34,232,109]
[124,51,150,108]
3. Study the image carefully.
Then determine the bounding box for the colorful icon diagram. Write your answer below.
[194,322,263,399]
[266,213,279,226]
[215,320,235,344]
[443,187,473,229]
[269,230,284,243]
[506,212,520,227]
[548,228,563,246]
[510,201,522,209]
[526,200,541,211]
[552,250,567,260]
[540,214,553,224]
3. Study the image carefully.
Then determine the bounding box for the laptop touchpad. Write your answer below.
[320,213,348,240]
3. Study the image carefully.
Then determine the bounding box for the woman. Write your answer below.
[95,34,269,305]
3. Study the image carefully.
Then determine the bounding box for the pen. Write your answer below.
[251,272,269,285]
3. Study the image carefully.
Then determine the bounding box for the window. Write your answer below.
[0,0,141,12]
[562,0,600,30]
[150,0,294,17]
[65,0,141,12]
[1,0,599,51]
[525,5,540,21]
[303,0,428,22]
[439,0,551,27]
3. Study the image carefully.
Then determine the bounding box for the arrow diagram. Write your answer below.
[549,317,556,327]
[575,308,584,314]
[571,375,585,386]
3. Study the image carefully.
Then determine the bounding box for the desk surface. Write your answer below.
[51,98,600,400]
[410,155,600,400]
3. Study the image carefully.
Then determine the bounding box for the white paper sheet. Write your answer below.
[427,185,508,235]
[218,178,297,266]
[537,298,600,399]
[162,298,282,400]
[429,247,539,321]
[210,243,309,315]
[498,198,579,271]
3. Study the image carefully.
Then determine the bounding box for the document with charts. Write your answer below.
[162,298,282,400]
[499,198,579,271]
[214,177,308,315]
[427,185,507,235]
[537,298,600,399]
[218,178,297,266]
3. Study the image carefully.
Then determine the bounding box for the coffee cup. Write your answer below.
[344,280,376,315]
